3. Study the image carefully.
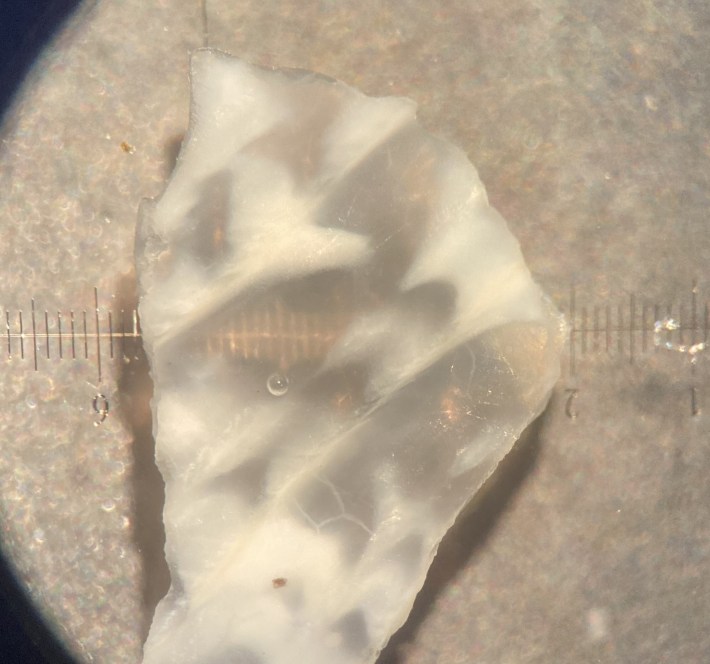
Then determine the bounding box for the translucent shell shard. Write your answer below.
[137,49,564,664]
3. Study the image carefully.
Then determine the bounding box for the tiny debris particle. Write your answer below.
[272,578,287,589]
[120,141,135,154]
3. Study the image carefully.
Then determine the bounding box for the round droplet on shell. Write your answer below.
[266,372,289,397]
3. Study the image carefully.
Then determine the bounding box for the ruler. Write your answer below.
[3,283,708,423]
[563,282,708,420]
[3,287,141,424]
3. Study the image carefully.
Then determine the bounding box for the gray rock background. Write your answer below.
[0,1,708,662]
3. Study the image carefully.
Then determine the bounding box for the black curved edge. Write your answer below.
[0,0,83,124]
[0,550,76,664]
[1,5,83,663]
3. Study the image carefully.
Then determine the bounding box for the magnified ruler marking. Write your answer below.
[4,287,141,381]
[568,286,708,359]
[3,283,709,423]
[565,282,708,419]
[568,305,704,367]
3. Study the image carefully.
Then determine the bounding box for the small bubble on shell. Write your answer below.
[266,372,289,397]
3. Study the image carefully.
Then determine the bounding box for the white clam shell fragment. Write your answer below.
[137,49,564,664]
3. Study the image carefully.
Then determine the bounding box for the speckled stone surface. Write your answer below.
[0,1,709,663]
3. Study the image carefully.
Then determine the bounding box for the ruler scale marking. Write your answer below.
[1,289,707,425]
[569,284,576,378]
[31,300,38,371]
[19,311,24,359]
[629,294,635,365]
[94,288,102,384]
[70,311,76,359]
[108,311,114,359]
[617,304,623,355]
[120,309,126,361]
[44,311,50,359]
[0,298,707,354]
[690,285,697,380]
[691,283,698,344]
[5,310,10,358]
[82,311,88,360]
[690,285,698,415]
[58,312,63,359]
[132,309,140,360]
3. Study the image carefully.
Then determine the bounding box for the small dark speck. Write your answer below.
[121,141,135,154]
[272,577,287,589]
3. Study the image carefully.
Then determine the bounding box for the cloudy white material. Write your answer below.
[137,49,564,664]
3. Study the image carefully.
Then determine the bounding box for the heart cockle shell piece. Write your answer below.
[137,49,564,664]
